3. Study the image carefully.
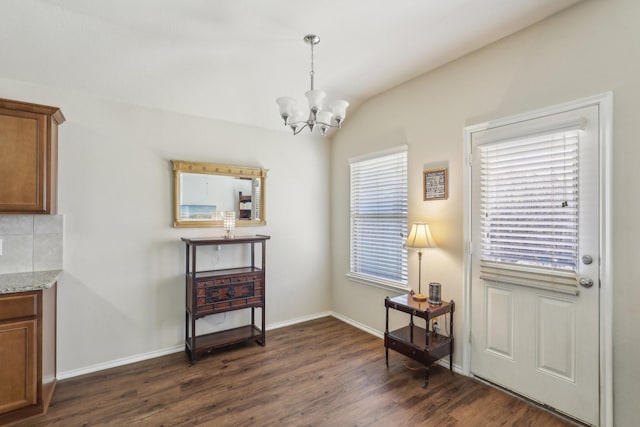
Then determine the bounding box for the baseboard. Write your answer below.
[330,311,384,339]
[58,311,333,380]
[266,311,332,331]
[57,344,184,380]
[58,311,462,381]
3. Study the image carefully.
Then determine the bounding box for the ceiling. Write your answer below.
[0,0,582,133]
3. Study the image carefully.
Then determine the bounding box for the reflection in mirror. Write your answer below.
[171,160,267,228]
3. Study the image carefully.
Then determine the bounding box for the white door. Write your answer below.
[468,103,600,425]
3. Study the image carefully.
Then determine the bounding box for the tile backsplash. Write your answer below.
[0,215,63,274]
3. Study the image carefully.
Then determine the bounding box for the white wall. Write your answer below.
[0,78,332,375]
[331,0,639,424]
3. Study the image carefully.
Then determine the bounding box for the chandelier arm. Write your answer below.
[292,122,310,135]
[315,120,339,128]
[287,119,310,127]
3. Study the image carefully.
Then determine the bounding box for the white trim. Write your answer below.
[598,92,614,427]
[58,311,332,380]
[435,358,464,375]
[462,125,473,377]
[57,344,184,380]
[265,311,332,331]
[330,310,384,339]
[462,92,613,427]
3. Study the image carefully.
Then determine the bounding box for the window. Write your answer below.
[349,146,408,288]
[479,130,579,275]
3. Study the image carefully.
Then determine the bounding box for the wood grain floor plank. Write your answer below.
[9,316,572,426]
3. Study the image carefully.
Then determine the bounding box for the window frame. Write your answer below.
[347,145,409,292]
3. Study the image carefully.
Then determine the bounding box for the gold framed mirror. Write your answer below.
[171,160,267,228]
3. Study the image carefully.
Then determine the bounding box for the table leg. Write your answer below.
[424,364,430,388]
[449,310,454,374]
[385,300,389,368]
[261,306,266,346]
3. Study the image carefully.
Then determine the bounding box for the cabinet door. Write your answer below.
[0,319,38,414]
[0,108,48,213]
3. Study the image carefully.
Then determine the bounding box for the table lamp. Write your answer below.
[403,222,437,302]
[223,211,236,239]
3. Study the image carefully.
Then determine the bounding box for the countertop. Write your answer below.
[0,270,62,294]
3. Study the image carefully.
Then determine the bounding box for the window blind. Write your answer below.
[479,130,579,273]
[350,148,408,286]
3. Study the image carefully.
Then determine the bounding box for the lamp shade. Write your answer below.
[276,97,296,121]
[329,100,349,121]
[404,223,436,249]
[316,110,334,125]
[305,89,326,112]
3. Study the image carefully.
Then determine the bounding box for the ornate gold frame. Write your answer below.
[171,160,268,228]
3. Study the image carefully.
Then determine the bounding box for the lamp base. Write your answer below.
[412,293,427,302]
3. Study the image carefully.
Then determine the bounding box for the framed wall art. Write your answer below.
[424,168,448,201]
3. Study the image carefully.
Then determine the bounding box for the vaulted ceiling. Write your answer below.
[0,0,582,132]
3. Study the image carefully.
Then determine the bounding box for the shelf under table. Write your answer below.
[387,325,452,360]
[187,325,264,357]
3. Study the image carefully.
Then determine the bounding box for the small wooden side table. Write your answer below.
[384,294,455,387]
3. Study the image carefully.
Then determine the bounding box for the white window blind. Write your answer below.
[350,148,408,286]
[479,130,579,273]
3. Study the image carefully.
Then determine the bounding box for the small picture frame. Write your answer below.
[424,168,448,201]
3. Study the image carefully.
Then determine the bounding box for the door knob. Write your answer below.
[579,277,594,288]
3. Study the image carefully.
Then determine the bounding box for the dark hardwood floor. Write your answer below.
[11,316,571,426]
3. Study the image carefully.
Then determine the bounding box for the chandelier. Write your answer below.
[276,35,349,136]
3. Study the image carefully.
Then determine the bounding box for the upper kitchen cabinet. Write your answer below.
[0,98,65,214]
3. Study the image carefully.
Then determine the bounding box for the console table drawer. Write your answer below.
[195,279,263,315]
[385,334,428,364]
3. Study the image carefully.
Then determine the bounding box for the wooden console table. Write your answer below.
[384,294,454,387]
[181,235,270,363]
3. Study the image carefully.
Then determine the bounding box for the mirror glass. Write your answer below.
[172,160,267,227]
